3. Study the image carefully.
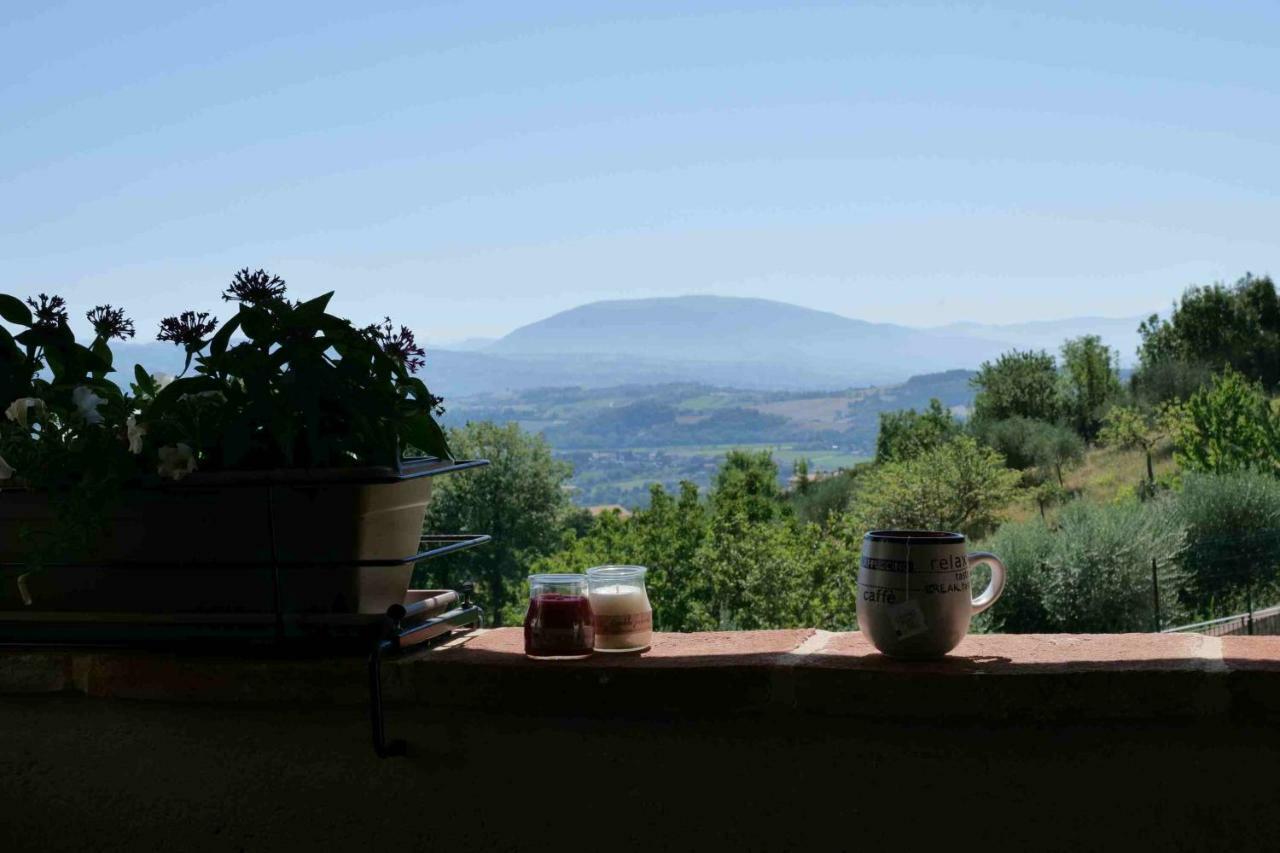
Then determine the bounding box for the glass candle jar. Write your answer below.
[524,573,595,659]
[587,565,653,653]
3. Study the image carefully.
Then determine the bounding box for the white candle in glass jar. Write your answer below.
[589,583,653,651]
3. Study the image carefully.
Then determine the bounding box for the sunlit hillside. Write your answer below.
[1001,442,1179,526]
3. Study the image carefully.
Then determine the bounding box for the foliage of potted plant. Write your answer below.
[0,270,462,618]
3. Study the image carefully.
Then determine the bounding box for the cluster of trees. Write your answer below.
[870,340,1100,524]
[421,274,1280,634]
[965,337,1110,506]
[1107,275,1280,484]
[879,275,1280,626]
[943,275,1280,498]
[1135,272,1280,400]
[418,425,862,630]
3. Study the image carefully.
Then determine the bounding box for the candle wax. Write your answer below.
[524,593,594,657]
[589,583,653,651]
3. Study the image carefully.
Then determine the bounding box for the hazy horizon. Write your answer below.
[428,294,1151,349]
[5,2,1278,342]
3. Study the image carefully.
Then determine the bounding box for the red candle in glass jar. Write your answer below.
[524,574,594,658]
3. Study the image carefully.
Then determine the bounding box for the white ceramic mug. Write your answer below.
[856,530,1006,658]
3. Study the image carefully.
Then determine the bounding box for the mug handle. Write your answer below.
[967,552,1007,616]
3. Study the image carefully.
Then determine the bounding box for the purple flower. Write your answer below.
[223,268,287,305]
[26,294,68,329]
[370,317,426,373]
[157,311,218,348]
[86,305,136,340]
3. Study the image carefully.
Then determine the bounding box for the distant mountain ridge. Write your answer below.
[488,296,873,358]
[415,295,1146,398]
[479,295,1003,389]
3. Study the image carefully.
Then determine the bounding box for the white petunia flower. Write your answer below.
[0,454,14,481]
[127,416,146,454]
[72,386,106,426]
[157,443,197,481]
[5,398,45,428]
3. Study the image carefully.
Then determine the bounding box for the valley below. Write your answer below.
[441,370,977,506]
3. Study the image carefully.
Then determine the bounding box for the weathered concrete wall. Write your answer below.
[4,630,1280,852]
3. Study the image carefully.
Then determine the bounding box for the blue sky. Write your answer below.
[3,1,1279,343]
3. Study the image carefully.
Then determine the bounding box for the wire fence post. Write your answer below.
[1247,579,1255,636]
[1151,558,1161,632]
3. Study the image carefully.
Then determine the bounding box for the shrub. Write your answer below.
[973,416,1084,484]
[790,467,866,527]
[978,499,1186,632]
[970,349,1062,423]
[975,516,1056,633]
[875,398,961,463]
[847,435,1023,540]
[972,416,1043,470]
[701,512,860,631]
[1168,368,1280,475]
[1174,472,1280,612]
[1130,358,1213,406]
[1037,499,1186,632]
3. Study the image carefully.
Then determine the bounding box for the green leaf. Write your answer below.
[269,345,294,369]
[66,342,112,382]
[151,375,224,415]
[0,326,20,359]
[316,312,353,335]
[240,307,273,343]
[44,346,66,380]
[401,414,452,460]
[89,339,114,373]
[293,291,334,323]
[209,314,242,359]
[134,364,156,395]
[406,377,440,404]
[0,295,32,327]
[165,375,223,397]
[85,377,124,402]
[15,326,65,350]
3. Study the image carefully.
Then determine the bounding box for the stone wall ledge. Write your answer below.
[4,629,1280,722]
